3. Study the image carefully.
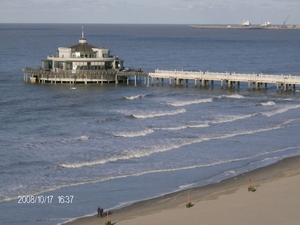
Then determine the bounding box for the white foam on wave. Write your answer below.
[212,113,256,124]
[219,94,244,99]
[71,136,90,142]
[261,104,300,117]
[124,94,146,100]
[60,135,90,143]
[58,118,298,169]
[132,108,186,119]
[168,98,213,107]
[260,101,276,106]
[156,123,209,131]
[59,159,107,168]
[225,170,236,176]
[179,183,194,190]
[7,145,300,204]
[113,129,154,137]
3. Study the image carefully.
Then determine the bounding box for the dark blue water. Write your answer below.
[1,24,300,225]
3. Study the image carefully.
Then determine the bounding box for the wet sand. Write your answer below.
[64,155,300,225]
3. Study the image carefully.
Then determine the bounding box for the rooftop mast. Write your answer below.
[79,26,86,44]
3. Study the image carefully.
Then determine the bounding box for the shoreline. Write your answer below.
[64,154,300,225]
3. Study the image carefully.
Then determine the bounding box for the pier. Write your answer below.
[22,28,300,92]
[22,68,148,86]
[148,70,300,91]
[23,68,300,92]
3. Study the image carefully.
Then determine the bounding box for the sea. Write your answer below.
[1,24,300,225]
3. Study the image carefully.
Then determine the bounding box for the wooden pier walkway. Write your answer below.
[148,70,300,91]
[23,68,300,91]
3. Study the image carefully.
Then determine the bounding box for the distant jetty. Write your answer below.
[190,25,300,30]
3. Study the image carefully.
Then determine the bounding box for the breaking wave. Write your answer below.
[156,123,209,131]
[212,113,256,124]
[259,101,276,106]
[261,104,300,117]
[124,94,147,100]
[113,129,154,137]
[168,98,213,107]
[59,118,297,169]
[70,136,90,142]
[219,94,244,99]
[131,108,186,119]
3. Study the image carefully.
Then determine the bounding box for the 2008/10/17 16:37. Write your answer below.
[17,195,74,204]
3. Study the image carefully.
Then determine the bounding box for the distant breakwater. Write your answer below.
[190,25,300,30]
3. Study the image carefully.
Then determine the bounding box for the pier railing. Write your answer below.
[22,68,147,84]
[150,70,300,83]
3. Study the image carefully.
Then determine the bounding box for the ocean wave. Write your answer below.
[212,113,256,124]
[261,104,300,117]
[124,94,147,100]
[23,135,90,149]
[156,123,209,131]
[58,136,90,143]
[4,145,299,204]
[113,129,154,137]
[167,98,213,107]
[58,119,297,169]
[131,108,186,119]
[70,136,90,142]
[218,94,244,99]
[259,101,276,106]
[58,159,106,168]
[96,117,120,123]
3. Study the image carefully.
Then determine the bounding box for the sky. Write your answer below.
[0,0,299,25]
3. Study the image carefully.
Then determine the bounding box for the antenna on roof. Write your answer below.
[82,26,84,39]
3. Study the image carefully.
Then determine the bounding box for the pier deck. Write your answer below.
[22,68,148,85]
[23,68,300,91]
[149,70,300,91]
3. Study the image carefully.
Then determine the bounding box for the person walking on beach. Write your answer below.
[97,206,101,217]
[100,207,104,217]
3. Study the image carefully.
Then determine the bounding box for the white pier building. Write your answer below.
[42,30,123,72]
[23,29,141,84]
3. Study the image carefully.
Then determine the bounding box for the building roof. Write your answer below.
[69,39,97,53]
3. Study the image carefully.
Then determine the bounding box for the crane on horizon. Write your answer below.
[282,15,289,27]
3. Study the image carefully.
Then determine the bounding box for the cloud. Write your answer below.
[171,1,207,11]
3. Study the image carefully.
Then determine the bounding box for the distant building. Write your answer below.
[42,29,124,73]
[260,21,271,27]
[242,20,251,27]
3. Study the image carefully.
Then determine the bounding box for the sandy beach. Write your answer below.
[64,155,300,225]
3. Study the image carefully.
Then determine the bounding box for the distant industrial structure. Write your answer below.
[191,15,299,30]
